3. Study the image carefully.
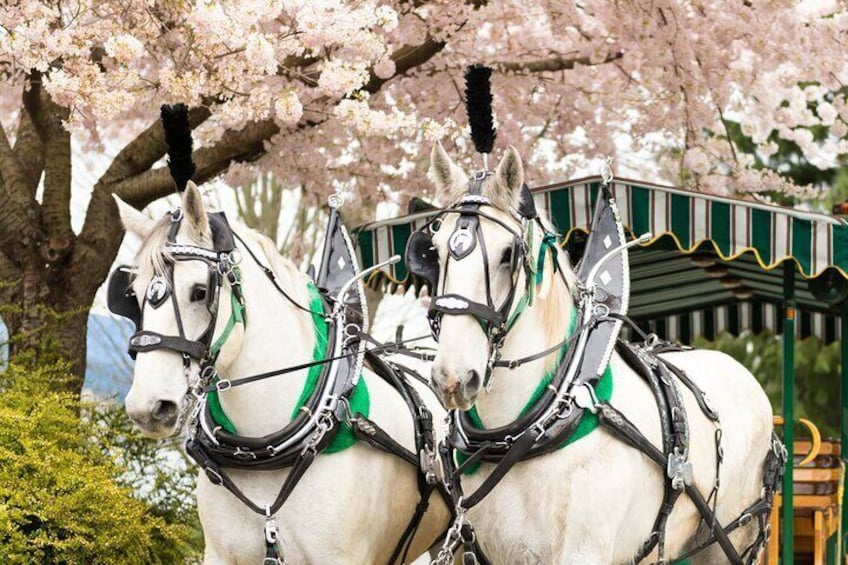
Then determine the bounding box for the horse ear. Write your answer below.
[113,194,153,238]
[491,146,524,210]
[182,181,210,241]
[429,141,467,203]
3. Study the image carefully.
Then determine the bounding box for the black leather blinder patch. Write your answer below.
[448,214,479,260]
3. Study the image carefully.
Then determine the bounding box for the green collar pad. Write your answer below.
[207,282,369,454]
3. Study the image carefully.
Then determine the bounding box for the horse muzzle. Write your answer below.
[430,366,482,410]
[126,398,182,438]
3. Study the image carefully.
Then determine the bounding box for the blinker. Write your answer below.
[107,265,142,328]
[406,230,440,289]
[145,275,170,308]
[448,215,479,260]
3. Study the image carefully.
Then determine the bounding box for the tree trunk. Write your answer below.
[3,235,90,392]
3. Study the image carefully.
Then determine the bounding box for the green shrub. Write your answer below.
[694,331,840,438]
[0,358,201,563]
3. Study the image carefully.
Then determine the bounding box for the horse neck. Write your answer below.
[473,253,576,428]
[215,234,318,437]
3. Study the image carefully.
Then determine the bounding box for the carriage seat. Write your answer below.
[767,418,843,565]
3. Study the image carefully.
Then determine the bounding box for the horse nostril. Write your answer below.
[151,400,178,423]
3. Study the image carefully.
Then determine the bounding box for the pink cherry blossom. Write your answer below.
[0,0,845,218]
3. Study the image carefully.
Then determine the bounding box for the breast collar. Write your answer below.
[183,208,368,473]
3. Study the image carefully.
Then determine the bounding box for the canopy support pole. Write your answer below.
[782,261,795,564]
[841,301,848,560]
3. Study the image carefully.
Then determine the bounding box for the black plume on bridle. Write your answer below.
[464,64,496,155]
[160,103,196,192]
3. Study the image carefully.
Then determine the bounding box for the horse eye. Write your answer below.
[430,219,442,233]
[499,247,513,266]
[190,285,207,302]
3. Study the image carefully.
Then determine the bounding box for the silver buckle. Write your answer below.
[572,383,600,414]
[667,448,693,490]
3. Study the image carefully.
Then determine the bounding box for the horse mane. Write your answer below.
[243,227,313,313]
[135,216,176,280]
[533,216,578,358]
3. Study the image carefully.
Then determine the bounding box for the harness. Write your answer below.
[108,208,448,564]
[407,173,786,565]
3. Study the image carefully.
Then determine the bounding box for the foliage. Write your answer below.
[3,2,847,205]
[92,401,202,549]
[695,331,841,439]
[0,357,201,563]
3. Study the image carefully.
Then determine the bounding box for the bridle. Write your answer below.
[406,172,563,388]
[108,209,247,391]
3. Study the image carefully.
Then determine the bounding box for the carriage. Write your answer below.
[356,175,848,564]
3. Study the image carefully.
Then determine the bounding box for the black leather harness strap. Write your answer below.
[595,401,744,565]
[362,351,452,565]
[458,429,540,510]
[616,342,687,564]
[186,436,319,518]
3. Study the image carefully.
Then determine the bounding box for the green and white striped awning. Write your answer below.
[625,300,842,345]
[355,176,848,342]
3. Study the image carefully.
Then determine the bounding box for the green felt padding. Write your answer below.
[457,241,615,475]
[208,282,369,454]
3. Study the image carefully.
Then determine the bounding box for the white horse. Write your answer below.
[114,184,448,564]
[424,141,774,564]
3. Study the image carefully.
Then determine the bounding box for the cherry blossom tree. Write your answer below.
[1,0,846,389]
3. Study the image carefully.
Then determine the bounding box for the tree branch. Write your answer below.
[112,118,285,205]
[13,106,45,196]
[0,122,39,255]
[495,50,624,73]
[98,106,211,188]
[364,36,447,94]
[69,27,457,301]
[26,73,75,263]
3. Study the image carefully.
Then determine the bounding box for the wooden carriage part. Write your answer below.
[767,417,843,565]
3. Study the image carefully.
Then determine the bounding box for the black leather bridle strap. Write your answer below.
[491,334,573,369]
[429,294,506,327]
[232,231,324,317]
[129,331,209,359]
[477,220,495,311]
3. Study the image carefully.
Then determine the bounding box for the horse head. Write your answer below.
[412,141,575,411]
[113,183,245,437]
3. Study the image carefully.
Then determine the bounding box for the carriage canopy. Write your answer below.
[356,176,848,344]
